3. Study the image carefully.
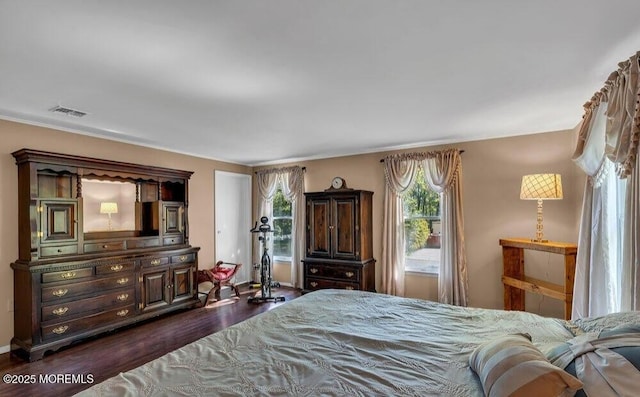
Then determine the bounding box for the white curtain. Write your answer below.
[255,166,306,288]
[572,52,640,318]
[381,149,468,305]
[422,149,468,306]
[381,154,422,296]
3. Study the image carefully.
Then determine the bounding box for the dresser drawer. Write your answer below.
[40,244,79,258]
[171,253,195,264]
[41,304,135,341]
[42,267,93,283]
[305,263,361,282]
[126,237,160,249]
[83,240,125,253]
[95,262,135,275]
[163,235,184,246]
[41,275,135,303]
[305,277,360,291]
[141,256,170,268]
[41,288,135,322]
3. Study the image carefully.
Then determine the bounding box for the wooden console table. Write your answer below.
[499,238,577,320]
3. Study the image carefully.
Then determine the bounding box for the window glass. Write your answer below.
[272,189,292,260]
[403,167,441,274]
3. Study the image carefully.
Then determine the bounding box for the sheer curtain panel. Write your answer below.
[572,51,640,318]
[421,149,469,306]
[381,154,421,296]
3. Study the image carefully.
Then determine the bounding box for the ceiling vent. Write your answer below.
[49,105,87,118]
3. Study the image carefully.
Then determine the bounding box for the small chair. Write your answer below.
[199,261,242,304]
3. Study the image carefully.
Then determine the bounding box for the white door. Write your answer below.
[214,171,252,283]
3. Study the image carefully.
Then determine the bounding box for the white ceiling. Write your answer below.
[1,1,639,166]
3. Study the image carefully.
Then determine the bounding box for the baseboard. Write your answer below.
[0,344,10,354]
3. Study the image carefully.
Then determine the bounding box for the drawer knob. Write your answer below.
[179,255,188,262]
[151,259,161,266]
[102,245,108,249]
[116,293,129,301]
[110,265,124,271]
[116,277,129,285]
[345,271,354,278]
[310,282,318,288]
[52,325,69,335]
[61,271,76,279]
[52,307,69,316]
[116,309,129,317]
[310,268,319,274]
[52,289,68,297]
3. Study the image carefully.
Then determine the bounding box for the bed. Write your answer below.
[75,290,640,396]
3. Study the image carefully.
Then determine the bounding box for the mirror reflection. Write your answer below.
[83,179,136,232]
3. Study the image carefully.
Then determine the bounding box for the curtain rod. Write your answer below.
[254,166,306,174]
[379,150,465,163]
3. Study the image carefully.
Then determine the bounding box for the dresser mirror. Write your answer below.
[82,179,136,233]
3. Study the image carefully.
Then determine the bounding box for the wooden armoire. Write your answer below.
[10,149,200,361]
[302,188,375,292]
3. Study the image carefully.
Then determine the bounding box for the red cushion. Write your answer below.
[212,267,237,280]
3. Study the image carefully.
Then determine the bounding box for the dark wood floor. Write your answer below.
[0,287,300,397]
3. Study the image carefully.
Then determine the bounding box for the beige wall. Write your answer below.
[0,118,584,352]
[256,129,584,318]
[0,119,250,351]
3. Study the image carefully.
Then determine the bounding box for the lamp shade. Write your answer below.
[100,202,118,214]
[520,174,563,200]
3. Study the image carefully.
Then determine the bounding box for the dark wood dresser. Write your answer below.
[10,149,200,361]
[303,188,375,292]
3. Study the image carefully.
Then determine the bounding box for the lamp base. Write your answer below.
[533,199,546,243]
[531,238,549,243]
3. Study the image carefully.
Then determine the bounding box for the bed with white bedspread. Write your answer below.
[75,289,640,396]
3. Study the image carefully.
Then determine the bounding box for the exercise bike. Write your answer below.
[248,217,285,304]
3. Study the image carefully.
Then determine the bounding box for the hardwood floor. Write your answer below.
[0,287,300,397]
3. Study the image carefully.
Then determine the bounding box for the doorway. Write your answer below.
[214,171,252,283]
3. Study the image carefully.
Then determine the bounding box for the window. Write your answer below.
[272,188,293,261]
[403,167,441,274]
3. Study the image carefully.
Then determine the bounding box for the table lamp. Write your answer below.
[520,174,562,242]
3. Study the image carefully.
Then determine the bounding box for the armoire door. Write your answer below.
[332,196,358,260]
[307,197,331,258]
[139,268,171,312]
[40,199,78,244]
[161,202,183,235]
[171,263,195,304]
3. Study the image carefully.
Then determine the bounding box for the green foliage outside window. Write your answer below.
[403,167,440,255]
[272,189,292,258]
[273,190,292,216]
[405,218,431,252]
